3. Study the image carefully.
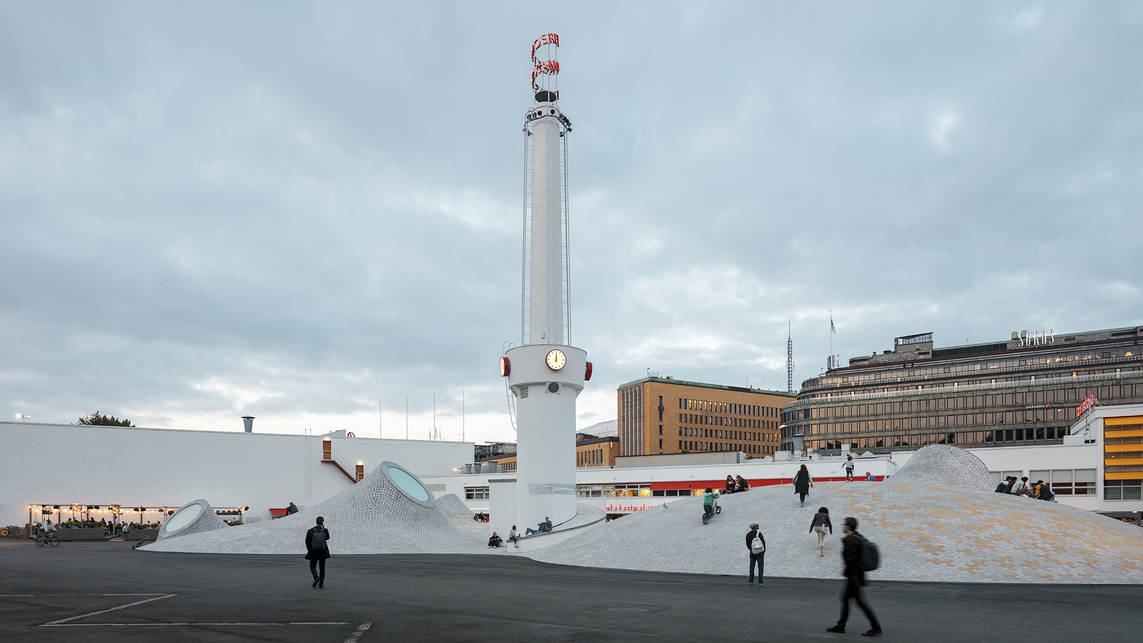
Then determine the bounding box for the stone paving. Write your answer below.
[145,464,486,555]
[530,472,1143,583]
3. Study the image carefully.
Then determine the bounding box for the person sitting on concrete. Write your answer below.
[866,472,875,482]
[736,475,750,492]
[1034,481,1056,501]
[1010,477,1030,496]
[508,526,519,547]
[724,475,737,494]
[525,517,553,536]
[286,502,299,515]
[488,532,503,548]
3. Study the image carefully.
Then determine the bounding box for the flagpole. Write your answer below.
[829,310,833,366]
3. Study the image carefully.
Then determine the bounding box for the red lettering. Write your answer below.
[549,33,559,46]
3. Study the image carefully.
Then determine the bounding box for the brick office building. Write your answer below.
[617,376,794,457]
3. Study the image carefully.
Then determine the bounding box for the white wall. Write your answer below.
[0,421,472,528]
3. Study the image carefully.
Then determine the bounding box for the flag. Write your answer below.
[830,316,836,335]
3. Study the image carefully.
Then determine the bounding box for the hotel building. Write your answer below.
[780,326,1143,456]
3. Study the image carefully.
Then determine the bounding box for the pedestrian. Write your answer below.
[702,487,719,525]
[793,464,814,507]
[488,532,503,548]
[305,516,331,588]
[826,517,882,637]
[865,472,875,482]
[746,521,767,586]
[844,455,855,482]
[508,525,519,547]
[286,502,299,515]
[810,507,833,557]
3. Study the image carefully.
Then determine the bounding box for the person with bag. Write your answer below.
[793,464,814,507]
[826,517,882,637]
[305,516,331,588]
[810,507,833,557]
[746,521,767,586]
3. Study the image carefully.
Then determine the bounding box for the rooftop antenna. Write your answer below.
[462,389,466,442]
[787,319,795,393]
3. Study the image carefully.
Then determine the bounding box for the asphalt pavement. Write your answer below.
[1,539,1141,642]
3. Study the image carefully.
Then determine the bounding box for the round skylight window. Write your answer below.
[379,461,436,507]
[162,501,204,534]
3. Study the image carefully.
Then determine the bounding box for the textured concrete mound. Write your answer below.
[157,499,229,540]
[887,444,993,491]
[529,482,1143,584]
[146,462,485,554]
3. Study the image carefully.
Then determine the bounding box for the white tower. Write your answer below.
[499,33,590,529]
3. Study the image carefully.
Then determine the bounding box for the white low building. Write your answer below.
[0,421,472,529]
[425,403,1143,525]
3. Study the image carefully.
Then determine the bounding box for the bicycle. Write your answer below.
[35,531,60,547]
[132,535,153,549]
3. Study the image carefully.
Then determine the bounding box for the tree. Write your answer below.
[78,412,134,427]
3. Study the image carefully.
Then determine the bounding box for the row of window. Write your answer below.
[1104,480,1143,500]
[679,413,768,429]
[678,440,775,455]
[810,348,1138,389]
[677,397,779,418]
[465,487,489,500]
[989,469,1097,495]
[793,384,1142,423]
[794,427,1068,451]
[578,448,608,466]
[794,410,1071,437]
[679,426,773,442]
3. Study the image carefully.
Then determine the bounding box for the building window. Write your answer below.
[1104,479,1142,501]
[465,487,490,500]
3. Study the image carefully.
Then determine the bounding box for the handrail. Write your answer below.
[321,449,360,483]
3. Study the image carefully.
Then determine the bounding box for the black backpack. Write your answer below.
[854,534,880,572]
[994,482,1008,493]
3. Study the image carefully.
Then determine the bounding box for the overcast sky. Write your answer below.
[2,2,1140,444]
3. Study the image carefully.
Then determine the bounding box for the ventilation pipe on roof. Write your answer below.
[242,416,255,433]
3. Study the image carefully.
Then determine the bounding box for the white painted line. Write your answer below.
[344,622,372,643]
[42,622,353,627]
[40,593,178,626]
[2,593,165,597]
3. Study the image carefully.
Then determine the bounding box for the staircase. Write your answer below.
[320,445,361,483]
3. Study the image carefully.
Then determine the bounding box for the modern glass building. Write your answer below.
[780,326,1143,454]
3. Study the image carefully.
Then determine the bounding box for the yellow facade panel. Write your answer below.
[1104,471,1143,480]
[1105,458,1143,467]
[1104,443,1143,453]
[1104,416,1143,426]
[1103,429,1143,438]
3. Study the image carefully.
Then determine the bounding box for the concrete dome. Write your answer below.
[887,444,994,491]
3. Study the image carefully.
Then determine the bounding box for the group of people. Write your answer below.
[996,476,1056,501]
[745,508,882,636]
[488,517,552,548]
[723,475,750,494]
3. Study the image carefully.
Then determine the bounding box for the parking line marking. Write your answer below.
[43,622,353,627]
[1,593,165,597]
[40,593,178,626]
[344,622,372,643]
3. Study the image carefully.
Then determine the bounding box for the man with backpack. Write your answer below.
[305,516,331,588]
[746,522,767,586]
[826,517,882,637]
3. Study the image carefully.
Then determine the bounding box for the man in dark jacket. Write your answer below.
[746,522,767,586]
[286,502,299,515]
[305,516,331,588]
[827,517,881,637]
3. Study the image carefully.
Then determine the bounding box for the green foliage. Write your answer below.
[78,412,134,427]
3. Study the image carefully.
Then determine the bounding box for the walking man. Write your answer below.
[305,516,331,588]
[844,455,855,482]
[827,517,882,637]
[746,522,766,586]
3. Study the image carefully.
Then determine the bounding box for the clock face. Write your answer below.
[545,349,567,371]
[499,357,511,377]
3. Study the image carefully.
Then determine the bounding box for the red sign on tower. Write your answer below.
[531,33,560,95]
